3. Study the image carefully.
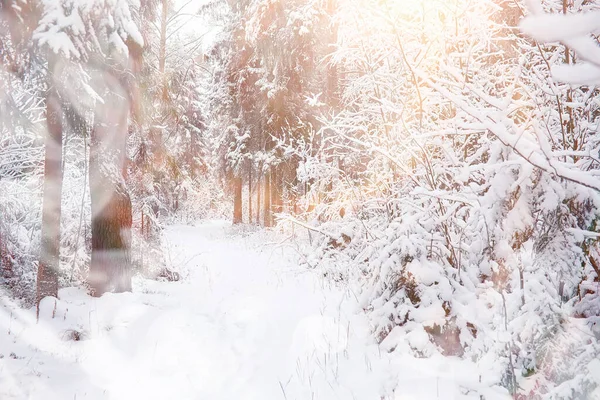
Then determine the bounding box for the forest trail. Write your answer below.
[0,221,392,400]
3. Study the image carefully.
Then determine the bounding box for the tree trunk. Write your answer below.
[159,0,168,101]
[88,68,133,296]
[264,169,271,227]
[89,180,133,295]
[233,175,243,224]
[37,83,63,307]
[271,165,277,217]
[326,0,339,110]
[271,164,283,217]
[256,174,261,225]
[248,165,252,224]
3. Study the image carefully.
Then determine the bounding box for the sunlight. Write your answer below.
[2,0,600,398]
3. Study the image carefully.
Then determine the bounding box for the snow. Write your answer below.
[0,221,385,399]
[521,5,600,85]
[551,63,600,85]
[520,11,600,42]
[0,220,511,399]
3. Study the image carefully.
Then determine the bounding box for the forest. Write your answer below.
[1,0,600,398]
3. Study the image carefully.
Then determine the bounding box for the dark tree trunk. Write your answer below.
[271,164,283,217]
[271,165,277,216]
[264,169,272,227]
[233,175,243,224]
[256,174,261,225]
[89,180,133,295]
[37,83,63,306]
[248,165,252,224]
[88,69,133,296]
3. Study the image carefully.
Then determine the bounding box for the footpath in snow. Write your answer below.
[0,221,393,399]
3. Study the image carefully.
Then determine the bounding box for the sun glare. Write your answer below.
[2,0,599,398]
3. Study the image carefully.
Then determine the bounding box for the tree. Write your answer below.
[32,0,144,297]
[1,0,48,302]
[1,0,65,304]
[37,54,62,303]
[206,0,335,226]
[279,0,600,396]
[130,0,211,227]
[87,56,139,295]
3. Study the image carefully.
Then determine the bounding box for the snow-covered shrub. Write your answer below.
[0,57,45,303]
[287,0,600,397]
[0,178,41,302]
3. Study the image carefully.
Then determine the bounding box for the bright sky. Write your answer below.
[172,0,221,54]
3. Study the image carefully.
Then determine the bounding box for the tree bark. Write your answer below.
[89,179,133,295]
[88,68,133,296]
[159,0,168,101]
[233,174,243,224]
[256,174,261,225]
[248,164,252,224]
[37,81,63,307]
[271,164,283,217]
[264,169,272,227]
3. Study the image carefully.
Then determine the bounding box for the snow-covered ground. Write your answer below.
[0,221,389,399]
[0,220,511,399]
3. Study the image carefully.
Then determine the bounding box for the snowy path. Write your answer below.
[0,221,390,400]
